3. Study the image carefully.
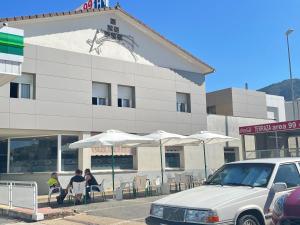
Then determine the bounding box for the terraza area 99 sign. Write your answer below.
[239,120,300,135]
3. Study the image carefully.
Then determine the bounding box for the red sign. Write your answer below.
[83,0,93,10]
[239,120,300,135]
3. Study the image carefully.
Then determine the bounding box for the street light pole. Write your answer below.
[286,28,299,156]
[286,29,296,120]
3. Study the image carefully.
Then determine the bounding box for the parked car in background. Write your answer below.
[272,187,300,225]
[146,158,300,225]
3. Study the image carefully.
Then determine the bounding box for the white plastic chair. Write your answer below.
[67,181,86,204]
[151,177,162,195]
[167,174,176,191]
[48,186,61,205]
[90,179,106,201]
[134,175,148,197]
[175,173,187,191]
[119,180,133,198]
[193,172,205,187]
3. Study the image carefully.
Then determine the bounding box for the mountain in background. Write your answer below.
[258,79,300,101]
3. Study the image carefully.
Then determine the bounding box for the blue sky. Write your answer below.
[1,0,299,92]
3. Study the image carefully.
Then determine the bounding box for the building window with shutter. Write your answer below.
[176,92,191,113]
[92,82,111,106]
[118,85,135,108]
[10,73,35,99]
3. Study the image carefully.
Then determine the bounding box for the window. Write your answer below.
[224,147,239,163]
[10,74,35,99]
[10,136,57,173]
[207,163,274,188]
[0,140,8,173]
[118,85,135,108]
[118,98,130,108]
[165,147,183,169]
[274,164,300,188]
[98,98,106,106]
[10,83,19,98]
[91,155,133,170]
[92,82,111,106]
[176,92,191,113]
[207,105,217,114]
[61,136,79,172]
[267,106,279,121]
[21,84,30,99]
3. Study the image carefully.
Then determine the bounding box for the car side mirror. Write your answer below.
[272,182,287,193]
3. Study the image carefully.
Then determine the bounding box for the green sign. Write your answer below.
[0,31,24,56]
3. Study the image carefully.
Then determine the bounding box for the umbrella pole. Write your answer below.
[160,140,164,184]
[111,146,115,191]
[203,143,208,180]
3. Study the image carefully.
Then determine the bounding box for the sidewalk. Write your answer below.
[15,214,146,225]
[11,195,164,225]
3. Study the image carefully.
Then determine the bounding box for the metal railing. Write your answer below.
[245,148,299,159]
[0,181,38,215]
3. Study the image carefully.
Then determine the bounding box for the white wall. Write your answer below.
[285,100,300,121]
[0,44,207,135]
[266,94,286,122]
[207,114,273,169]
[8,11,208,74]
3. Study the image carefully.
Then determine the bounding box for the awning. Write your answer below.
[239,120,300,135]
[91,146,135,156]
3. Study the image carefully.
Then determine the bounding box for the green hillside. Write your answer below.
[258,79,300,101]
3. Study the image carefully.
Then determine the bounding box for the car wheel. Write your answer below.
[237,215,261,225]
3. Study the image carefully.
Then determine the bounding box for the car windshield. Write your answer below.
[206,163,275,188]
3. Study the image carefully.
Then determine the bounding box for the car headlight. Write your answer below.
[150,204,164,218]
[273,194,288,217]
[185,209,220,223]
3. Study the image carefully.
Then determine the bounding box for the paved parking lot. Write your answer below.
[7,195,164,225]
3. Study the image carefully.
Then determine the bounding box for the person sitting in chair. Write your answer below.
[84,168,100,200]
[48,172,66,204]
[48,172,61,189]
[67,169,85,205]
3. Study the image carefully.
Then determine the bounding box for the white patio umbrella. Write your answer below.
[140,130,188,184]
[184,131,239,179]
[69,130,153,191]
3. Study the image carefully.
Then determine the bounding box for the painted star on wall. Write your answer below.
[87,18,139,61]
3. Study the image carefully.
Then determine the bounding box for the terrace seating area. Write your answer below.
[47,172,207,207]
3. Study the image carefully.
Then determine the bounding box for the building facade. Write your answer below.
[0,6,215,194]
[0,6,285,195]
[207,88,286,122]
[285,100,300,121]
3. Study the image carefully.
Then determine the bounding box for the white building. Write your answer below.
[0,6,215,194]
[0,5,285,194]
[206,88,286,165]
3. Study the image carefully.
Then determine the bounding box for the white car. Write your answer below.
[146,158,300,225]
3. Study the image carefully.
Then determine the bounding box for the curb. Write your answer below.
[0,207,75,222]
